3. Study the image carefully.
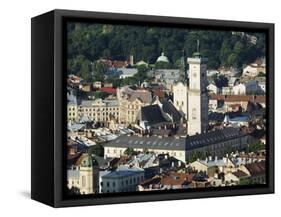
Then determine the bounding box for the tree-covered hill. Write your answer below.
[67,22,266,76]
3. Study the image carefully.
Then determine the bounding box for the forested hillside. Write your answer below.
[67,22,266,76]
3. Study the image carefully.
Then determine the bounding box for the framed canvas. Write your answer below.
[31,9,274,207]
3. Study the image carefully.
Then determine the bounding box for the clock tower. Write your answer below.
[187,42,209,135]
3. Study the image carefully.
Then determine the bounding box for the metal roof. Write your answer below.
[104,127,246,151]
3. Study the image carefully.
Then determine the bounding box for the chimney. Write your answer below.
[209,156,212,161]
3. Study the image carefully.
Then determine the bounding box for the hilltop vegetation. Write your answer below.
[67,22,266,78]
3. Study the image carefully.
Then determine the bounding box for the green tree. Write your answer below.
[92,61,107,82]
[67,23,266,75]
[124,147,138,156]
[245,141,265,153]
[227,53,238,67]
[238,179,256,186]
[94,91,109,99]
[88,144,104,157]
[155,61,171,69]
[214,74,229,88]
[135,65,149,83]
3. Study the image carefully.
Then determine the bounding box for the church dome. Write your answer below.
[156,52,169,63]
[136,60,148,66]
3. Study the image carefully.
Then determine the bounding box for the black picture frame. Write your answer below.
[31,9,274,207]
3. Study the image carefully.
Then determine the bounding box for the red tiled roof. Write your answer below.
[228,104,241,108]
[100,87,117,94]
[99,59,128,68]
[232,170,248,178]
[140,177,161,187]
[210,95,266,103]
[160,172,194,186]
[151,88,165,98]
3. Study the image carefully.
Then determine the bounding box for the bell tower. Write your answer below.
[187,40,209,135]
[173,49,188,119]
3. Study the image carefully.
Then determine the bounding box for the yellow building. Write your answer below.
[67,153,99,195]
[67,93,78,122]
[77,99,119,125]
[117,86,152,125]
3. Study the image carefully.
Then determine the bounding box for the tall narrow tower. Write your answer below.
[173,49,188,119]
[187,41,209,135]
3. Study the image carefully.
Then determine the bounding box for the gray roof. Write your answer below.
[104,127,246,151]
[140,104,168,125]
[120,86,152,104]
[118,68,138,75]
[104,99,119,107]
[79,99,119,107]
[68,123,85,132]
[104,134,186,151]
[161,100,182,123]
[67,169,80,178]
[102,168,144,179]
[67,93,77,105]
[186,127,245,150]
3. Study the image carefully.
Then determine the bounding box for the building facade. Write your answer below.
[78,99,119,125]
[103,127,248,163]
[117,86,152,125]
[173,82,188,119]
[100,168,145,193]
[67,153,99,195]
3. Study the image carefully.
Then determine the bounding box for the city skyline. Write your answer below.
[66,22,266,196]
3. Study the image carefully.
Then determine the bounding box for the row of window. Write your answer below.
[68,112,119,119]
[79,112,118,117]
[176,101,184,107]
[68,107,76,111]
[68,112,76,117]
[67,175,86,187]
[102,175,144,189]
[79,107,118,112]
[127,105,139,110]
